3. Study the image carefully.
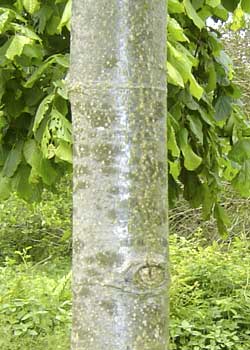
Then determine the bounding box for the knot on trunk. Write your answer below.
[134,263,165,289]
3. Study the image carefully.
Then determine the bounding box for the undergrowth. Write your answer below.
[0,233,249,349]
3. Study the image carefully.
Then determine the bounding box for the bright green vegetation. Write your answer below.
[0,259,71,350]
[1,234,250,350]
[0,186,249,350]
[170,234,250,350]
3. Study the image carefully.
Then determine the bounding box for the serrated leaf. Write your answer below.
[183,0,205,29]
[2,141,23,177]
[178,128,202,171]
[5,35,31,60]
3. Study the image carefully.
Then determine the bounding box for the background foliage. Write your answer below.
[1,186,249,349]
[0,0,250,234]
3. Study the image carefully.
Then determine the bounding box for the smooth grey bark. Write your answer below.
[70,1,168,349]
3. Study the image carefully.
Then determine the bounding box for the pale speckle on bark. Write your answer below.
[70,0,168,349]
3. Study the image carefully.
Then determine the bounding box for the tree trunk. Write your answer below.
[70,1,168,349]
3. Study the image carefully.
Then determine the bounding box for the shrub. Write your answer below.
[169,233,250,350]
[0,175,72,262]
[0,258,71,350]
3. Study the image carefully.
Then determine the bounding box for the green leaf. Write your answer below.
[5,35,31,60]
[33,94,54,133]
[55,140,72,163]
[232,160,250,197]
[0,11,10,34]
[230,7,245,31]
[2,141,23,177]
[202,183,216,220]
[168,17,189,42]
[0,175,11,200]
[168,119,180,157]
[46,15,61,35]
[178,128,202,171]
[189,74,204,100]
[241,0,250,13]
[13,23,42,42]
[213,4,229,20]
[11,164,41,201]
[0,145,8,166]
[167,61,184,88]
[22,0,41,14]
[24,57,55,88]
[183,0,205,29]
[214,95,232,121]
[228,139,250,164]
[168,42,192,83]
[206,62,217,92]
[214,203,230,237]
[168,160,181,180]
[23,139,57,185]
[188,114,203,144]
[24,54,68,88]
[38,159,57,185]
[221,0,240,12]
[168,0,185,13]
[54,54,70,68]
[183,171,203,207]
[206,0,220,8]
[49,108,72,143]
[57,0,72,32]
